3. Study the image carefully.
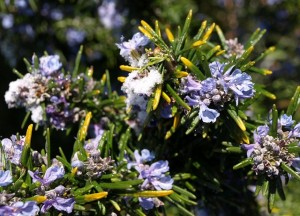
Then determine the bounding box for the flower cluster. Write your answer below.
[117,33,165,133]
[224,38,245,58]
[0,133,75,214]
[243,114,300,177]
[181,61,255,123]
[71,139,115,180]
[0,122,177,215]
[5,55,100,130]
[127,149,174,210]
[2,10,300,215]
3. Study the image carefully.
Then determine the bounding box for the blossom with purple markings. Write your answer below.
[0,170,13,186]
[1,135,25,165]
[127,149,173,210]
[116,32,149,65]
[279,114,294,130]
[98,0,124,30]
[39,55,62,77]
[41,185,75,214]
[0,201,39,216]
[29,162,65,186]
[181,61,255,123]
[127,149,155,170]
[289,123,300,138]
[242,115,299,177]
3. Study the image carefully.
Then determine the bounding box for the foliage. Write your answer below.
[1,1,300,216]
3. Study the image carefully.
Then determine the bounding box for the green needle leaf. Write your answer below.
[233,158,253,170]
[166,84,191,111]
[280,162,300,181]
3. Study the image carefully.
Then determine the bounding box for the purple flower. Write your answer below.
[2,14,14,29]
[289,123,300,138]
[0,201,39,216]
[292,157,300,172]
[84,124,104,155]
[206,61,255,104]
[46,95,77,130]
[1,135,25,165]
[209,61,225,78]
[98,0,124,29]
[242,144,257,158]
[29,163,65,185]
[181,61,254,124]
[66,29,86,46]
[0,170,13,186]
[139,197,155,210]
[199,102,220,123]
[39,55,62,77]
[279,114,294,130]
[140,161,174,190]
[40,185,74,213]
[127,149,155,170]
[116,32,149,62]
[41,197,75,214]
[181,75,202,93]
[139,197,164,210]
[222,66,255,105]
[127,149,173,210]
[254,125,269,144]
[200,78,217,94]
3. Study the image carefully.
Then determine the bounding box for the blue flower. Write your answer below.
[0,170,13,186]
[199,102,220,123]
[127,149,155,170]
[181,61,254,124]
[139,197,155,210]
[242,125,269,158]
[224,68,255,105]
[0,201,39,216]
[98,0,124,29]
[278,114,294,130]
[242,144,257,158]
[1,135,25,165]
[289,123,300,138]
[181,75,202,93]
[208,61,255,104]
[40,185,75,213]
[140,161,174,190]
[39,55,62,77]
[209,61,225,78]
[41,197,75,214]
[66,28,86,46]
[116,32,149,62]
[253,125,269,144]
[139,197,164,210]
[292,157,300,172]
[200,78,217,94]
[29,163,65,186]
[127,149,173,210]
